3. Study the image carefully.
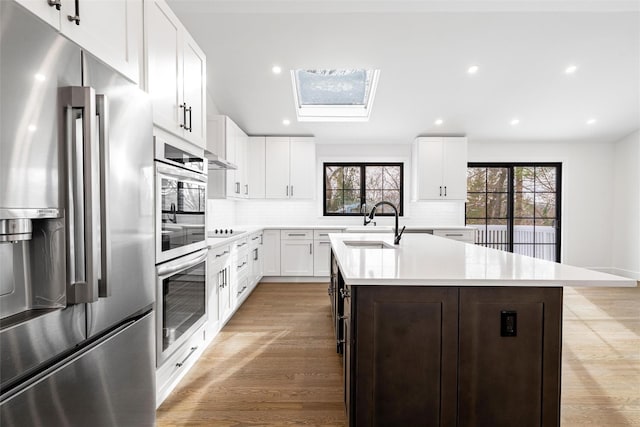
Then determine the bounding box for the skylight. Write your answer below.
[291,69,380,122]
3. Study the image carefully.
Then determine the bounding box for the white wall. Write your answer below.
[611,130,640,279]
[230,143,465,227]
[468,139,615,270]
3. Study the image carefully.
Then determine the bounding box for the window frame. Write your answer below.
[323,162,404,217]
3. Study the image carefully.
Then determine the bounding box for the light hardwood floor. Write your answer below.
[157,283,640,426]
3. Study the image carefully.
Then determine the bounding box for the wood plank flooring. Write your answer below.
[157,283,640,426]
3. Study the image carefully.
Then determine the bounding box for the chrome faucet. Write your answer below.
[365,201,406,244]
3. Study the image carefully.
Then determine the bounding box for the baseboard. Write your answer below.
[260,276,329,283]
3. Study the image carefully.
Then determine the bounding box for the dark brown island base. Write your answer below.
[327,231,634,427]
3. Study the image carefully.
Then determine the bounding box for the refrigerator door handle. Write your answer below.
[61,86,100,304]
[96,94,111,297]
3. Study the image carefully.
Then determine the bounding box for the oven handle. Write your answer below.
[157,249,208,278]
[156,163,207,183]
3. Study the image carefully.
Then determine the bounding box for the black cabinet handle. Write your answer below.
[187,106,193,132]
[48,0,61,10]
[179,103,187,128]
[444,186,447,197]
[67,0,80,24]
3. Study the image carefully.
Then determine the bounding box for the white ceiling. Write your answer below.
[168,0,640,144]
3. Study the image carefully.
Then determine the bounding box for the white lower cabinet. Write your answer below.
[249,232,264,286]
[280,230,314,276]
[313,229,342,277]
[262,230,281,276]
[208,244,232,328]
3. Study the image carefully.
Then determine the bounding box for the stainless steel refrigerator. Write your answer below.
[0,1,156,425]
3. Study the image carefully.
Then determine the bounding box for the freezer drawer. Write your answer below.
[0,311,155,427]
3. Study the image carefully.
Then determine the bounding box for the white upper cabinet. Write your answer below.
[265,137,290,199]
[206,116,248,199]
[265,137,315,199]
[145,0,206,147]
[412,137,468,200]
[15,0,142,83]
[246,137,266,199]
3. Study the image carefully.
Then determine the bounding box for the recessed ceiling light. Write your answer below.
[27,124,37,132]
[467,65,479,75]
[282,119,290,126]
[510,118,520,126]
[272,65,282,74]
[565,65,578,74]
[434,118,444,126]
[34,73,46,82]
[586,118,596,125]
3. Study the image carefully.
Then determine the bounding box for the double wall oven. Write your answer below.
[154,137,208,366]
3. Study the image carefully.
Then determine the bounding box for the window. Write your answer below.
[324,163,403,216]
[466,163,562,262]
[291,69,380,122]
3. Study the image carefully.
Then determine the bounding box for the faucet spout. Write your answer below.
[368,201,405,244]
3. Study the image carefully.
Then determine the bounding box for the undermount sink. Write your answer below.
[344,226,393,233]
[343,240,396,249]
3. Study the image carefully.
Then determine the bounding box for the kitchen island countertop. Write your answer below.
[329,232,636,288]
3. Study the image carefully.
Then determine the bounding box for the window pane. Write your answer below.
[383,166,401,189]
[365,166,382,189]
[486,193,508,218]
[486,219,508,245]
[296,69,370,106]
[535,193,556,218]
[535,219,556,244]
[343,190,361,213]
[325,166,343,191]
[514,167,535,192]
[467,168,486,192]
[514,192,534,217]
[535,245,556,261]
[535,167,557,192]
[487,168,509,192]
[466,193,486,218]
[343,166,361,191]
[325,190,344,213]
[365,189,382,212]
[514,219,535,244]
[380,190,400,213]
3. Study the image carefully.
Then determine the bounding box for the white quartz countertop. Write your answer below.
[329,233,637,288]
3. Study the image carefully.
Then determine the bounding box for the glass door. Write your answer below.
[466,163,561,262]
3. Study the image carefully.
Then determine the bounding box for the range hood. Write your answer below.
[205,150,237,170]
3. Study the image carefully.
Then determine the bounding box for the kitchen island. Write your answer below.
[328,233,635,427]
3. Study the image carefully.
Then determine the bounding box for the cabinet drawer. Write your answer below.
[433,229,475,244]
[210,244,231,260]
[234,237,250,253]
[249,232,263,247]
[235,253,250,277]
[314,229,342,241]
[280,229,313,240]
[156,324,205,403]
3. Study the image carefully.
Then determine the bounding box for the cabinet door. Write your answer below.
[14,0,60,29]
[289,137,315,199]
[225,119,239,197]
[265,137,290,199]
[207,257,220,333]
[280,240,314,276]
[313,240,332,276]
[416,137,444,200]
[353,286,458,426]
[262,230,281,276]
[458,287,562,427]
[247,136,265,198]
[441,137,467,199]
[181,30,206,147]
[236,132,248,198]
[145,0,182,134]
